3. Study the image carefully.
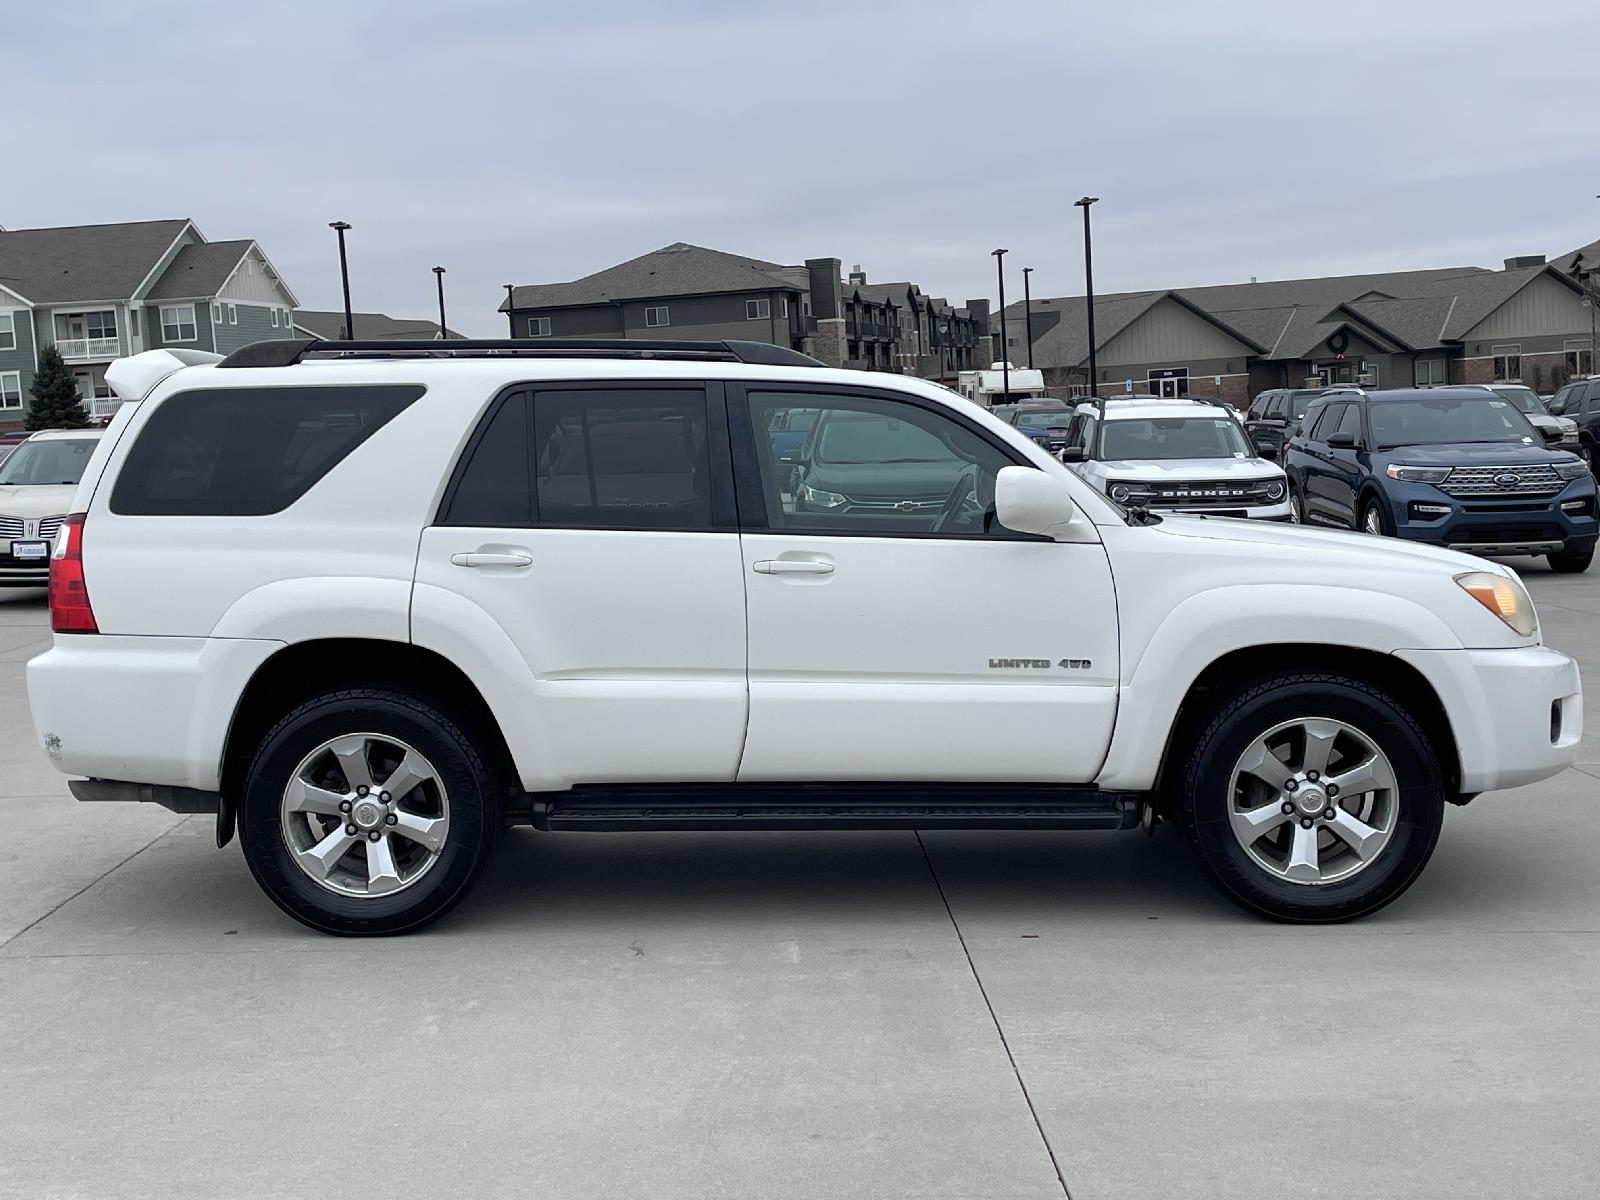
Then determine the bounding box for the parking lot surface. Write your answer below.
[2,564,1598,1200]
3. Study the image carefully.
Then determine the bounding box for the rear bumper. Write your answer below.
[27,634,282,790]
[1396,645,1583,793]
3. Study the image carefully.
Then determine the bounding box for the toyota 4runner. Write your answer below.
[27,339,1584,934]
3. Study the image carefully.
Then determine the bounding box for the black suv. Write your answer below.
[1548,377,1600,460]
[1284,387,1597,572]
[1245,389,1333,460]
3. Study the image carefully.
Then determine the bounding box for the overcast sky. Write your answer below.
[6,0,1597,334]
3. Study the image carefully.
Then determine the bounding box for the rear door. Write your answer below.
[729,382,1119,783]
[1297,401,1347,525]
[413,382,749,788]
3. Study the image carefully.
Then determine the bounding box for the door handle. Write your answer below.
[753,558,834,576]
[451,552,532,568]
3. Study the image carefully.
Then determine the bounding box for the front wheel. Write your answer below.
[238,688,500,935]
[1360,499,1388,536]
[1548,543,1595,574]
[1176,673,1445,922]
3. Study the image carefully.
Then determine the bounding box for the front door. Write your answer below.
[71,368,93,400]
[729,383,1119,783]
[413,382,749,789]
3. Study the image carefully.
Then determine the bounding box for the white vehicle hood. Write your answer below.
[0,484,77,522]
[1101,457,1285,482]
[1152,511,1500,575]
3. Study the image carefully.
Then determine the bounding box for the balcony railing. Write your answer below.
[55,337,120,361]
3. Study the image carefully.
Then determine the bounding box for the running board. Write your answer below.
[536,783,1141,832]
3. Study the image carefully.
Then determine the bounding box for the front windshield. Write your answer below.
[1493,386,1544,415]
[0,438,98,486]
[815,414,958,464]
[1018,413,1074,431]
[1369,397,1535,449]
[1100,416,1253,461]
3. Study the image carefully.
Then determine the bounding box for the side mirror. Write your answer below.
[1540,425,1564,444]
[1059,446,1087,463]
[1252,437,1278,460]
[1327,431,1358,449]
[994,466,1090,540]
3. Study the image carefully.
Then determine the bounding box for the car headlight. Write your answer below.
[1109,483,1132,503]
[1386,464,1452,483]
[1264,480,1286,501]
[1455,570,1537,637]
[800,484,848,509]
[1554,459,1590,481]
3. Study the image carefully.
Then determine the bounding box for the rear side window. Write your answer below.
[111,385,422,516]
[443,392,531,526]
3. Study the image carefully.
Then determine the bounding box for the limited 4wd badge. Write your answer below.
[988,658,1093,670]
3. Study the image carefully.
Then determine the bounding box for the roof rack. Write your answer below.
[216,338,826,370]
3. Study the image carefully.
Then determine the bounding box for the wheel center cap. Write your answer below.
[1293,784,1328,817]
[352,799,385,829]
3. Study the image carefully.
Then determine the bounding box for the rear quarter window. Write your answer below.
[109,384,423,516]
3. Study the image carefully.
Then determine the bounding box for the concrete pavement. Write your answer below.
[1,566,1597,1199]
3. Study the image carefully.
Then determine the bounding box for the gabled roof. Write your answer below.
[292,310,461,340]
[1554,237,1600,278]
[505,242,802,310]
[0,218,192,304]
[1005,290,1265,368]
[1172,265,1490,314]
[144,240,253,299]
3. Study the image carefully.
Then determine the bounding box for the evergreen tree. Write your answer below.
[26,345,90,431]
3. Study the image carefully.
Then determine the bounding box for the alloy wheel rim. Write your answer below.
[1363,507,1382,535]
[1227,717,1399,885]
[1289,491,1302,523]
[280,733,450,898]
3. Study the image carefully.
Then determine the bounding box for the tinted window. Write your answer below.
[442,393,531,526]
[747,390,1017,538]
[1305,402,1341,441]
[1549,387,1574,415]
[1331,403,1363,443]
[1368,396,1535,448]
[532,389,712,529]
[111,385,422,516]
[0,437,99,486]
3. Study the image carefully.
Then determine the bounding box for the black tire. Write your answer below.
[238,688,500,935]
[1548,544,1594,573]
[1359,496,1390,536]
[1176,673,1445,923]
[1288,482,1304,524]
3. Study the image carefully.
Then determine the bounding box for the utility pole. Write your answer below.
[432,267,448,339]
[503,284,517,338]
[1022,266,1035,370]
[328,221,354,340]
[1075,197,1101,454]
[991,248,1009,403]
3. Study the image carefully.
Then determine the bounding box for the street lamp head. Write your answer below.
[1022,266,1033,276]
[1074,196,1099,208]
[991,248,1008,258]
[328,220,351,232]
[432,266,446,276]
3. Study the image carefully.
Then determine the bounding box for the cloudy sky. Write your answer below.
[7,0,1597,333]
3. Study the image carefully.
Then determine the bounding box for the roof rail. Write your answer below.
[216,338,826,369]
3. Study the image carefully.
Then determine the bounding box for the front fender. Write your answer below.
[1096,583,1461,790]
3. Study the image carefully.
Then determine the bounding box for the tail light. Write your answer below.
[49,513,97,634]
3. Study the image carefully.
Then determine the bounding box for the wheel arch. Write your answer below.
[1147,643,1461,816]
[220,638,523,819]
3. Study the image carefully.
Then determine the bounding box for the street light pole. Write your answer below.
[1022,266,1035,370]
[991,248,1009,403]
[1074,197,1101,455]
[432,267,448,339]
[328,221,354,340]
[503,284,517,338]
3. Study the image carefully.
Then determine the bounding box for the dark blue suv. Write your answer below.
[1285,387,1597,572]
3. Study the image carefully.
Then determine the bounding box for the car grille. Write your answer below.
[1439,465,1564,498]
[0,515,64,540]
[0,516,23,539]
[1138,481,1278,507]
[38,515,64,541]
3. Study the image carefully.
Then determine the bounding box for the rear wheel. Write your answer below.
[1176,673,1445,922]
[238,688,500,935]
[1548,544,1595,574]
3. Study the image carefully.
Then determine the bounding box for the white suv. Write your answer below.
[1061,397,1293,520]
[27,338,1583,934]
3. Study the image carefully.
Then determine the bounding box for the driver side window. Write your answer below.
[745,390,1017,538]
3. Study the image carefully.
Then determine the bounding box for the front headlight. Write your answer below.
[1386,464,1452,483]
[1264,479,1286,501]
[1554,459,1590,481]
[1108,482,1132,503]
[1455,570,1537,637]
[800,484,848,509]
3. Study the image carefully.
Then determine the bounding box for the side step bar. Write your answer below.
[536,783,1141,832]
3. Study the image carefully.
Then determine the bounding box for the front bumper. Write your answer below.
[1396,645,1582,793]
[1383,479,1598,556]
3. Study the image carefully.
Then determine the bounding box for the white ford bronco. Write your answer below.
[27,338,1583,934]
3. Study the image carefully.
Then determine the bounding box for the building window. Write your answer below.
[0,311,14,352]
[213,304,224,324]
[802,298,811,317]
[129,310,140,337]
[1414,358,1446,386]
[746,298,771,320]
[0,370,21,409]
[1565,338,1594,378]
[228,304,238,325]
[1148,367,1190,398]
[645,306,670,328]
[161,305,197,342]
[528,316,552,338]
[1491,344,1521,382]
[270,308,279,327]
[780,296,789,318]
